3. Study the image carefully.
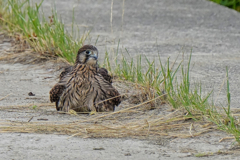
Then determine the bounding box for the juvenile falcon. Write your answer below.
[49,45,121,112]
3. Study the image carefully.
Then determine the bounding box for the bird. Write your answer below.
[49,45,121,113]
[50,66,113,111]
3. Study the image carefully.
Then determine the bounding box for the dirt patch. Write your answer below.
[1,35,240,159]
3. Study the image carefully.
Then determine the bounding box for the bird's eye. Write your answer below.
[86,50,91,54]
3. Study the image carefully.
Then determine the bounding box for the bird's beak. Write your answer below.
[90,53,98,60]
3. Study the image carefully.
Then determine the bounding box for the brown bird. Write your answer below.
[49,45,121,112]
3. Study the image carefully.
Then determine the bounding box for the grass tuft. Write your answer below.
[210,0,240,12]
[0,0,88,63]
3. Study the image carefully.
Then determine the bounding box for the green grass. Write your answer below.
[32,105,37,110]
[210,0,240,12]
[195,152,213,157]
[0,0,88,63]
[1,0,240,143]
[210,67,240,143]
[103,47,240,143]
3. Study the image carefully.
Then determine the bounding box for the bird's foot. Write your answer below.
[69,109,78,115]
[89,110,97,115]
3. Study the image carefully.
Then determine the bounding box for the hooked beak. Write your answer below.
[90,53,98,60]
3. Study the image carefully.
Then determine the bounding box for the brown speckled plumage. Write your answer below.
[49,45,120,112]
[59,66,112,83]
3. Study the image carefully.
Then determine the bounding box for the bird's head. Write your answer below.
[76,45,98,67]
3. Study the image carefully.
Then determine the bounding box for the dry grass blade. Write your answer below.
[95,93,127,106]
[0,102,216,140]
[219,137,236,142]
[0,103,55,109]
[75,94,167,123]
[0,93,12,101]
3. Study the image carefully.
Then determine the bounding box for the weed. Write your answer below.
[195,152,213,157]
[32,105,37,109]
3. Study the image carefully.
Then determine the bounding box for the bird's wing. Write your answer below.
[59,66,73,80]
[49,66,72,111]
[98,67,112,83]
[49,84,65,111]
[92,74,121,111]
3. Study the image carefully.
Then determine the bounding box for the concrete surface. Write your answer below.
[1,132,239,160]
[2,0,240,159]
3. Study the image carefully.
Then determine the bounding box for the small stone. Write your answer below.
[93,147,105,150]
[28,92,35,96]
[124,153,131,156]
